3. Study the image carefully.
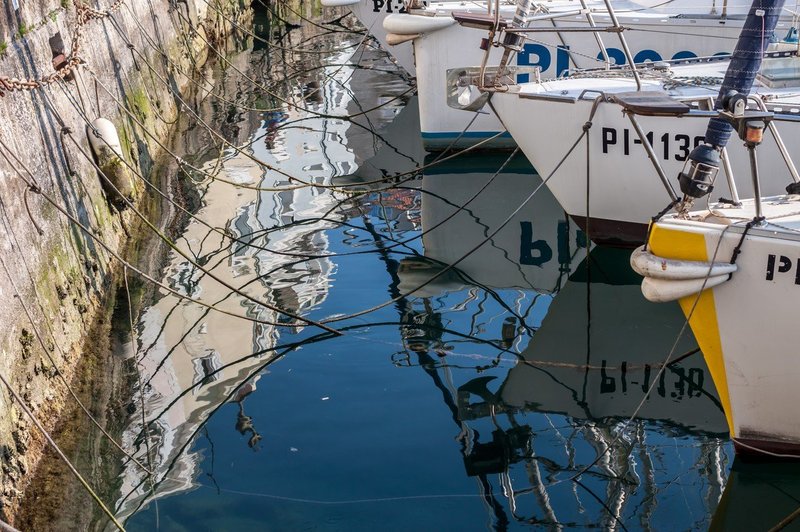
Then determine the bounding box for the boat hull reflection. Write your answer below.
[401,153,587,296]
[711,460,800,530]
[394,160,730,526]
[502,247,728,435]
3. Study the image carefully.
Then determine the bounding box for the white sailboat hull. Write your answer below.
[351,0,418,74]
[332,0,790,149]
[490,84,800,246]
[414,13,768,149]
[645,202,800,456]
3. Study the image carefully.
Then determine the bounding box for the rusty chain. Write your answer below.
[0,0,125,96]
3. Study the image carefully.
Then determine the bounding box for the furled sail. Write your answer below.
[704,0,786,149]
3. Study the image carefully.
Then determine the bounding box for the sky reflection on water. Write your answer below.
[116,5,740,530]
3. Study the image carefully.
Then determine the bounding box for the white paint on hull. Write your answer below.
[648,198,800,450]
[410,4,789,148]
[490,62,800,233]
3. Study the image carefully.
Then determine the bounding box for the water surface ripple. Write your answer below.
[111,5,741,530]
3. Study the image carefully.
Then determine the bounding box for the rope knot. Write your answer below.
[582,121,593,131]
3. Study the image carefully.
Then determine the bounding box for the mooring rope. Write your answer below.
[0,519,21,532]
[0,0,722,525]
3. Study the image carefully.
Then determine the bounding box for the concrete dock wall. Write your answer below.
[0,0,246,521]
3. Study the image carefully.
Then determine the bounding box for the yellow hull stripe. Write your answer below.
[649,225,735,435]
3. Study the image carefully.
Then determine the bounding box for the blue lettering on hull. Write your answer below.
[516,45,725,81]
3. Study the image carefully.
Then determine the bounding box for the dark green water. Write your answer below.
[86,4,788,530]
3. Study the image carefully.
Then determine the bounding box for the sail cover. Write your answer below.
[704,0,787,148]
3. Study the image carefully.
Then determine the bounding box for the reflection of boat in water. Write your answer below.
[454,248,729,526]
[113,37,412,521]
[502,247,728,435]
[399,153,587,296]
[711,460,800,531]
[395,224,729,525]
[331,95,425,190]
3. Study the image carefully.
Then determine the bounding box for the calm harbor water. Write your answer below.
[33,3,800,530]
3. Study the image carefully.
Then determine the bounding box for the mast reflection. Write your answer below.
[391,157,731,528]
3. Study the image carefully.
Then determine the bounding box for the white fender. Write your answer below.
[87,117,134,203]
[88,117,124,161]
[383,13,456,35]
[386,32,420,45]
[630,246,737,280]
[641,274,730,303]
[320,0,359,6]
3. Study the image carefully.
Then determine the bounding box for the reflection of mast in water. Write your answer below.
[388,182,730,526]
[355,197,515,526]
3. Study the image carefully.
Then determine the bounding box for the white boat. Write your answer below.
[485,47,800,245]
[632,54,800,455]
[325,0,764,76]
[635,192,800,457]
[383,0,796,149]
[320,0,424,75]
[321,0,784,149]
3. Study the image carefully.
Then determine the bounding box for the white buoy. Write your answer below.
[87,117,134,206]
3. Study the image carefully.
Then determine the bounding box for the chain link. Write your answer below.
[0,0,124,96]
